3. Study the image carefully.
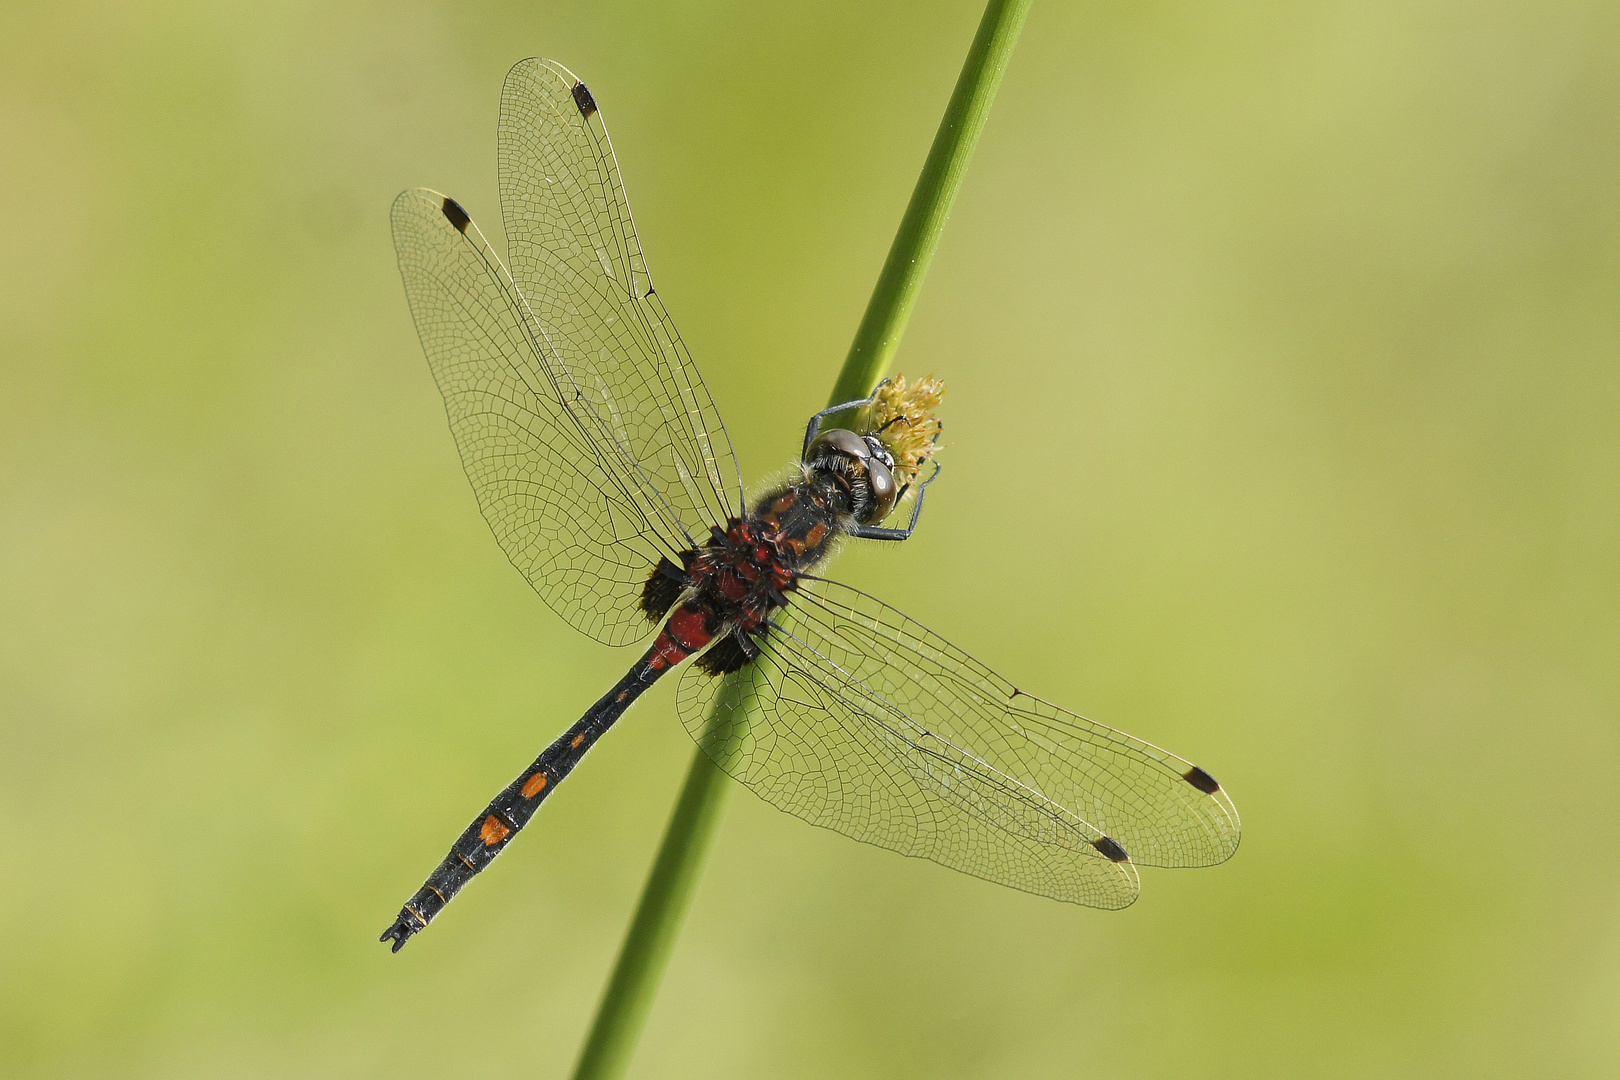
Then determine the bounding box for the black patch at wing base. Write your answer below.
[640,557,689,621]
[696,631,759,676]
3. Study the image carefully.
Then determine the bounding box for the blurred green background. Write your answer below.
[4,1,1618,1077]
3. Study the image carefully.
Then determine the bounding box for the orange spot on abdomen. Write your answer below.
[480,815,511,847]
[521,772,549,799]
[570,733,585,749]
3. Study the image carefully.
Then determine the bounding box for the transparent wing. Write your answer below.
[497,57,744,541]
[392,59,746,646]
[677,578,1240,906]
[392,188,709,646]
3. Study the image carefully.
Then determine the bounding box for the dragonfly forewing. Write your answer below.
[497,57,745,544]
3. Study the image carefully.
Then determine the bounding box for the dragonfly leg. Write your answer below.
[802,392,881,459]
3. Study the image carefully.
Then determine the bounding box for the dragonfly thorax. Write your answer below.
[638,465,863,679]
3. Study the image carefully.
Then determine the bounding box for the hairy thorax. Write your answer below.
[640,476,848,676]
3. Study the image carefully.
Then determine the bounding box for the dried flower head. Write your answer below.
[862,374,946,494]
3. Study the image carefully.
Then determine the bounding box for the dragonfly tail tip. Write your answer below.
[380,917,419,953]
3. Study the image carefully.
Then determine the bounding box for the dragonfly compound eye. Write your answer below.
[806,427,870,464]
[861,458,897,524]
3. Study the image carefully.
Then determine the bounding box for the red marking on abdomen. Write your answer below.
[647,631,687,670]
[668,605,714,651]
[480,815,511,846]
[649,604,716,671]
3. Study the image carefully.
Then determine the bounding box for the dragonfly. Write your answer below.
[380,57,1239,952]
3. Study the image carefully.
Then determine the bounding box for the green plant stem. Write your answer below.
[570,3,1032,1078]
[569,745,733,1080]
[826,0,1034,419]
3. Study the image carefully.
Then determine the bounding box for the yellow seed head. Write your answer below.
[862,374,946,493]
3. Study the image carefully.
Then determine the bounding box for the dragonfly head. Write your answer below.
[804,428,898,525]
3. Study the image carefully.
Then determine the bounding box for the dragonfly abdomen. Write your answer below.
[380,632,690,952]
